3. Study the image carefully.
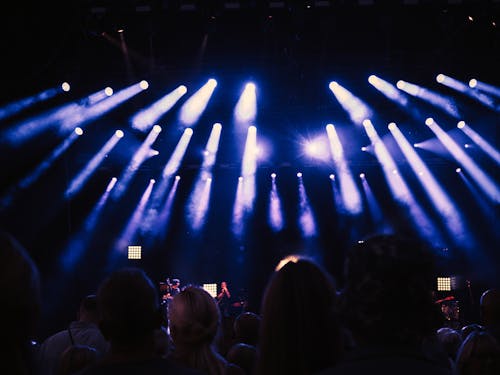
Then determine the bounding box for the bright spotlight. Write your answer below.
[361,146,367,151]
[368,75,377,85]
[179,85,187,94]
[185,127,193,136]
[74,127,83,135]
[464,144,471,149]
[436,74,445,83]
[175,175,181,180]
[297,172,302,178]
[208,78,217,87]
[104,87,113,96]
[150,179,156,183]
[271,173,276,179]
[139,80,149,90]
[246,82,256,91]
[61,82,71,92]
[153,125,162,133]
[414,143,419,148]
[359,173,365,179]
[329,81,338,90]
[425,117,434,126]
[456,167,462,173]
[329,174,335,180]
[238,176,243,182]
[207,177,212,182]
[115,129,124,138]
[362,119,372,127]
[213,122,222,130]
[396,80,405,89]
[388,122,396,130]
[468,79,477,88]
[457,121,465,129]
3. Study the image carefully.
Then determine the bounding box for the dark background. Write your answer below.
[0,1,499,339]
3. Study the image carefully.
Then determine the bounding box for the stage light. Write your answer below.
[388,122,396,130]
[361,146,367,151]
[238,176,243,182]
[271,173,276,179]
[363,119,371,127]
[304,137,329,159]
[414,143,419,148]
[269,176,284,232]
[368,75,377,84]
[179,79,217,126]
[74,127,83,135]
[329,174,335,180]
[185,127,193,136]
[139,80,149,90]
[131,84,187,131]
[425,117,434,126]
[175,175,181,180]
[469,79,477,88]
[436,74,445,83]
[464,144,471,149]
[153,125,162,133]
[456,167,462,173]
[61,82,71,92]
[117,29,124,33]
[457,121,465,129]
[115,129,124,138]
[105,87,113,96]
[369,75,408,107]
[359,173,365,179]
[328,82,372,125]
[297,172,302,178]
[150,179,155,184]
[396,80,405,89]
[468,16,473,22]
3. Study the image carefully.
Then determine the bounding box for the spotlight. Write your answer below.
[153,125,162,133]
[175,175,181,180]
[271,173,276,179]
[436,74,445,83]
[413,143,419,148]
[418,171,424,176]
[238,176,243,182]
[368,75,377,85]
[185,128,193,135]
[150,179,156,183]
[468,16,473,22]
[457,121,465,129]
[425,117,434,126]
[456,167,462,173]
[105,87,113,96]
[396,80,405,89]
[139,80,149,90]
[361,146,367,151]
[150,150,160,156]
[297,172,302,178]
[329,174,335,180]
[392,169,397,175]
[207,177,212,182]
[388,122,396,130]
[74,127,83,135]
[362,119,372,127]
[115,129,124,138]
[359,173,365,179]
[464,144,471,148]
[61,82,70,92]
[328,81,338,90]
[117,29,124,33]
[208,78,217,87]
[179,85,188,94]
[213,122,222,130]
[245,82,256,91]
[468,79,477,88]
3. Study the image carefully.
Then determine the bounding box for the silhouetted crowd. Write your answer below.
[2,230,500,375]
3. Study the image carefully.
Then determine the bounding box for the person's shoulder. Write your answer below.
[77,358,206,375]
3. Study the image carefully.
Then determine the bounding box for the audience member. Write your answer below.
[38,294,108,375]
[255,255,342,375]
[56,345,98,375]
[168,285,229,375]
[479,289,500,344]
[0,231,41,375]
[226,343,256,375]
[79,267,201,375]
[455,330,500,375]
[460,323,484,341]
[233,312,260,346]
[318,234,450,375]
[436,327,462,370]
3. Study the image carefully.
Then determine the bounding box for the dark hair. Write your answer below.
[340,234,442,346]
[256,256,342,375]
[97,267,161,344]
[233,312,261,346]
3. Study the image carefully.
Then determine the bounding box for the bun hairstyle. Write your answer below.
[169,286,220,346]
